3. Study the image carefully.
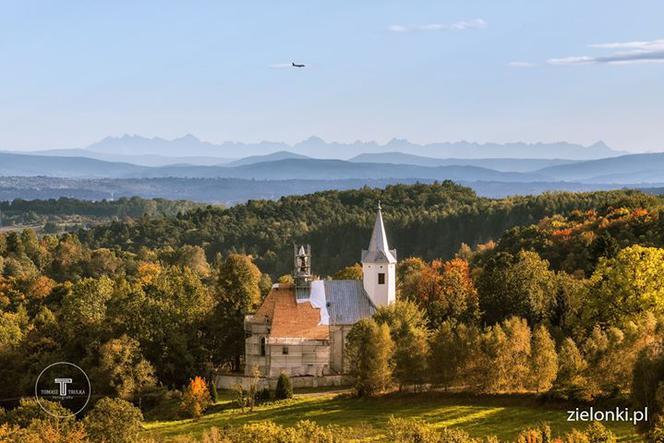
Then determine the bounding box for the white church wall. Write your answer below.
[362,262,396,307]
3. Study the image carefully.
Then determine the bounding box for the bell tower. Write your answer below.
[361,202,397,307]
[293,244,312,288]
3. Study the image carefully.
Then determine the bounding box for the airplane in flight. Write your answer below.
[292,62,305,68]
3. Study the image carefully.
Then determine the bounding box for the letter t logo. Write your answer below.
[54,378,73,396]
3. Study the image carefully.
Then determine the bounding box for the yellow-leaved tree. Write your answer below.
[180,376,212,419]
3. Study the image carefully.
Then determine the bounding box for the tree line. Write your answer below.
[78,182,662,277]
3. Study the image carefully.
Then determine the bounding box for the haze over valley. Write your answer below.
[0,134,662,203]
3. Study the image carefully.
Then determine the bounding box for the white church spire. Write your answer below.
[363,201,397,264]
[361,202,397,307]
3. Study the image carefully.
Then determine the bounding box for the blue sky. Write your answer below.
[1,1,663,152]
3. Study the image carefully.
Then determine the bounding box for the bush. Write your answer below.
[256,387,272,403]
[222,420,340,443]
[275,373,293,400]
[583,422,616,443]
[4,398,73,428]
[83,397,143,443]
[180,376,212,419]
[516,425,552,443]
[387,417,440,443]
[387,417,479,443]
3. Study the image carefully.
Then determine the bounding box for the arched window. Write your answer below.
[260,337,266,356]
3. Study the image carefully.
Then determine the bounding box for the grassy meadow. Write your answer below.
[143,390,642,442]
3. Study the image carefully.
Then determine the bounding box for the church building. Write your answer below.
[244,204,397,377]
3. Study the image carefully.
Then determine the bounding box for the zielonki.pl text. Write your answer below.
[567,407,648,425]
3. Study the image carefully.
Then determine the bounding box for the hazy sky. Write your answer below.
[1,1,663,152]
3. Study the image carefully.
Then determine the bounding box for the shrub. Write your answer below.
[83,397,143,443]
[387,417,479,443]
[222,420,340,443]
[387,417,439,443]
[275,373,293,400]
[256,387,272,403]
[4,398,73,428]
[17,419,88,442]
[516,424,552,443]
[583,422,616,443]
[233,385,248,412]
[180,376,212,419]
[210,380,219,403]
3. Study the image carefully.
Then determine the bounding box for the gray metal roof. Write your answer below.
[324,280,376,325]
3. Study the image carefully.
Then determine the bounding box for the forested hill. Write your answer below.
[79,181,662,277]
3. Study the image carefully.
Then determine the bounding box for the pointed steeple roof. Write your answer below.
[362,202,397,264]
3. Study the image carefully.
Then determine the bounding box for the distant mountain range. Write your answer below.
[0,153,546,182]
[3,150,664,184]
[75,134,625,161]
[2,136,664,203]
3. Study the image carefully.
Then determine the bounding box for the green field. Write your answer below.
[143,390,642,442]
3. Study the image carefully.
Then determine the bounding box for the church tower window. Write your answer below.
[378,273,385,284]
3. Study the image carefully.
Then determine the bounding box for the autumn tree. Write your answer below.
[398,258,479,327]
[333,263,363,280]
[374,301,429,390]
[479,317,532,393]
[180,376,212,419]
[554,337,589,399]
[346,318,394,397]
[530,325,558,392]
[632,342,664,433]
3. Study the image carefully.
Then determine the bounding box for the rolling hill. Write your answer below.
[226,151,310,166]
[0,152,147,178]
[536,152,664,183]
[350,152,577,172]
[147,158,546,182]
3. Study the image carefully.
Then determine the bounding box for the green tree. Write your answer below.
[97,334,156,402]
[585,245,664,326]
[83,397,144,443]
[346,318,394,397]
[211,254,262,370]
[429,321,481,390]
[477,251,558,325]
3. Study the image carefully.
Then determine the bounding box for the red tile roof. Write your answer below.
[254,285,329,340]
